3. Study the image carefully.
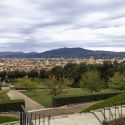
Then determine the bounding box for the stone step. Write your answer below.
[32,113,102,125]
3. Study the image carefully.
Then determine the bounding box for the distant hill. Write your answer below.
[0,48,125,58]
[39,48,125,58]
[0,52,23,57]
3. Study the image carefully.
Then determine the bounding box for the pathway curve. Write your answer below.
[29,102,95,116]
[7,90,44,111]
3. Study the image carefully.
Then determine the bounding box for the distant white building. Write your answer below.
[88,56,96,64]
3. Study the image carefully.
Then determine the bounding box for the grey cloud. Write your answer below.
[0,0,125,52]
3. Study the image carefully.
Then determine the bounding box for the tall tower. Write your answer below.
[88,56,96,64]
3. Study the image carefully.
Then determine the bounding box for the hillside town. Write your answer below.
[0,57,125,71]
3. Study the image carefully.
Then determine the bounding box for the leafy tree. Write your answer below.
[0,82,2,90]
[7,70,26,81]
[117,62,125,74]
[69,63,87,87]
[49,66,63,77]
[87,64,99,72]
[63,63,78,87]
[39,69,49,79]
[109,73,125,90]
[48,75,73,96]
[78,63,87,75]
[80,71,101,92]
[27,70,38,78]
[15,78,38,94]
[113,60,119,72]
[63,63,77,78]
[99,61,115,87]
[0,71,7,81]
[18,71,26,78]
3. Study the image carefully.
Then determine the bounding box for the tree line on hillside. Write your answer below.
[0,61,125,95]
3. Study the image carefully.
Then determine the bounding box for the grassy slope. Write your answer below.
[83,92,125,112]
[0,116,18,124]
[0,91,10,103]
[23,88,117,107]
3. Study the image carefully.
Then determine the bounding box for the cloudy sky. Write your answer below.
[0,0,125,52]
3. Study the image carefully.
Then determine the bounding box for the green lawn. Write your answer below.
[0,116,18,124]
[0,92,18,124]
[83,92,125,112]
[22,88,119,107]
[0,91,10,103]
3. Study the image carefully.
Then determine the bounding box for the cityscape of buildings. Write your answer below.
[0,57,125,72]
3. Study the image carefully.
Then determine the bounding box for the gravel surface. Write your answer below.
[7,90,44,111]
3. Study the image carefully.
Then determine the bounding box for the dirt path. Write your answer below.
[7,90,44,111]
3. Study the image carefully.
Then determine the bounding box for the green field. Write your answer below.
[83,92,125,112]
[0,92,18,124]
[22,88,118,107]
[0,116,18,124]
[0,91,10,103]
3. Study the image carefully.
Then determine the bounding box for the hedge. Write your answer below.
[0,99,25,112]
[15,87,29,90]
[53,92,120,107]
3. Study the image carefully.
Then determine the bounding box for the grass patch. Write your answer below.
[83,91,125,112]
[23,89,52,107]
[0,116,18,124]
[0,91,10,103]
[22,88,118,107]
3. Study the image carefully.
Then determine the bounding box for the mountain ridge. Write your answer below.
[0,47,125,58]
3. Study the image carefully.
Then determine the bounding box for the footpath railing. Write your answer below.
[91,102,125,125]
[20,105,34,125]
[21,106,51,125]
[1,100,125,125]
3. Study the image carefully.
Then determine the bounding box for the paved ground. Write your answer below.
[30,102,95,116]
[7,90,44,111]
[32,113,102,125]
[30,104,125,125]
[3,105,125,125]
[5,90,98,125]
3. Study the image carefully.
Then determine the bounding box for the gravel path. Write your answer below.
[7,90,44,111]
[29,102,95,117]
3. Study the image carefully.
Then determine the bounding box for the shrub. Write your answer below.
[53,92,119,107]
[80,71,101,92]
[0,99,25,112]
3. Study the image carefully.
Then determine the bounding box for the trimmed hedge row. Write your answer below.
[15,87,29,90]
[0,99,25,112]
[53,92,120,107]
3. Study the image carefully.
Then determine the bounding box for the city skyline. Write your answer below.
[0,0,125,52]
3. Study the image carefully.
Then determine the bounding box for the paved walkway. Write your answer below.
[4,104,125,125]
[7,90,44,111]
[32,113,102,125]
[30,105,125,125]
[30,102,95,116]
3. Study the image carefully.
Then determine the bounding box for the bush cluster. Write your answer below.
[0,99,25,112]
[52,92,119,107]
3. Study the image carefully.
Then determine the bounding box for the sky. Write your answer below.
[0,0,125,52]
